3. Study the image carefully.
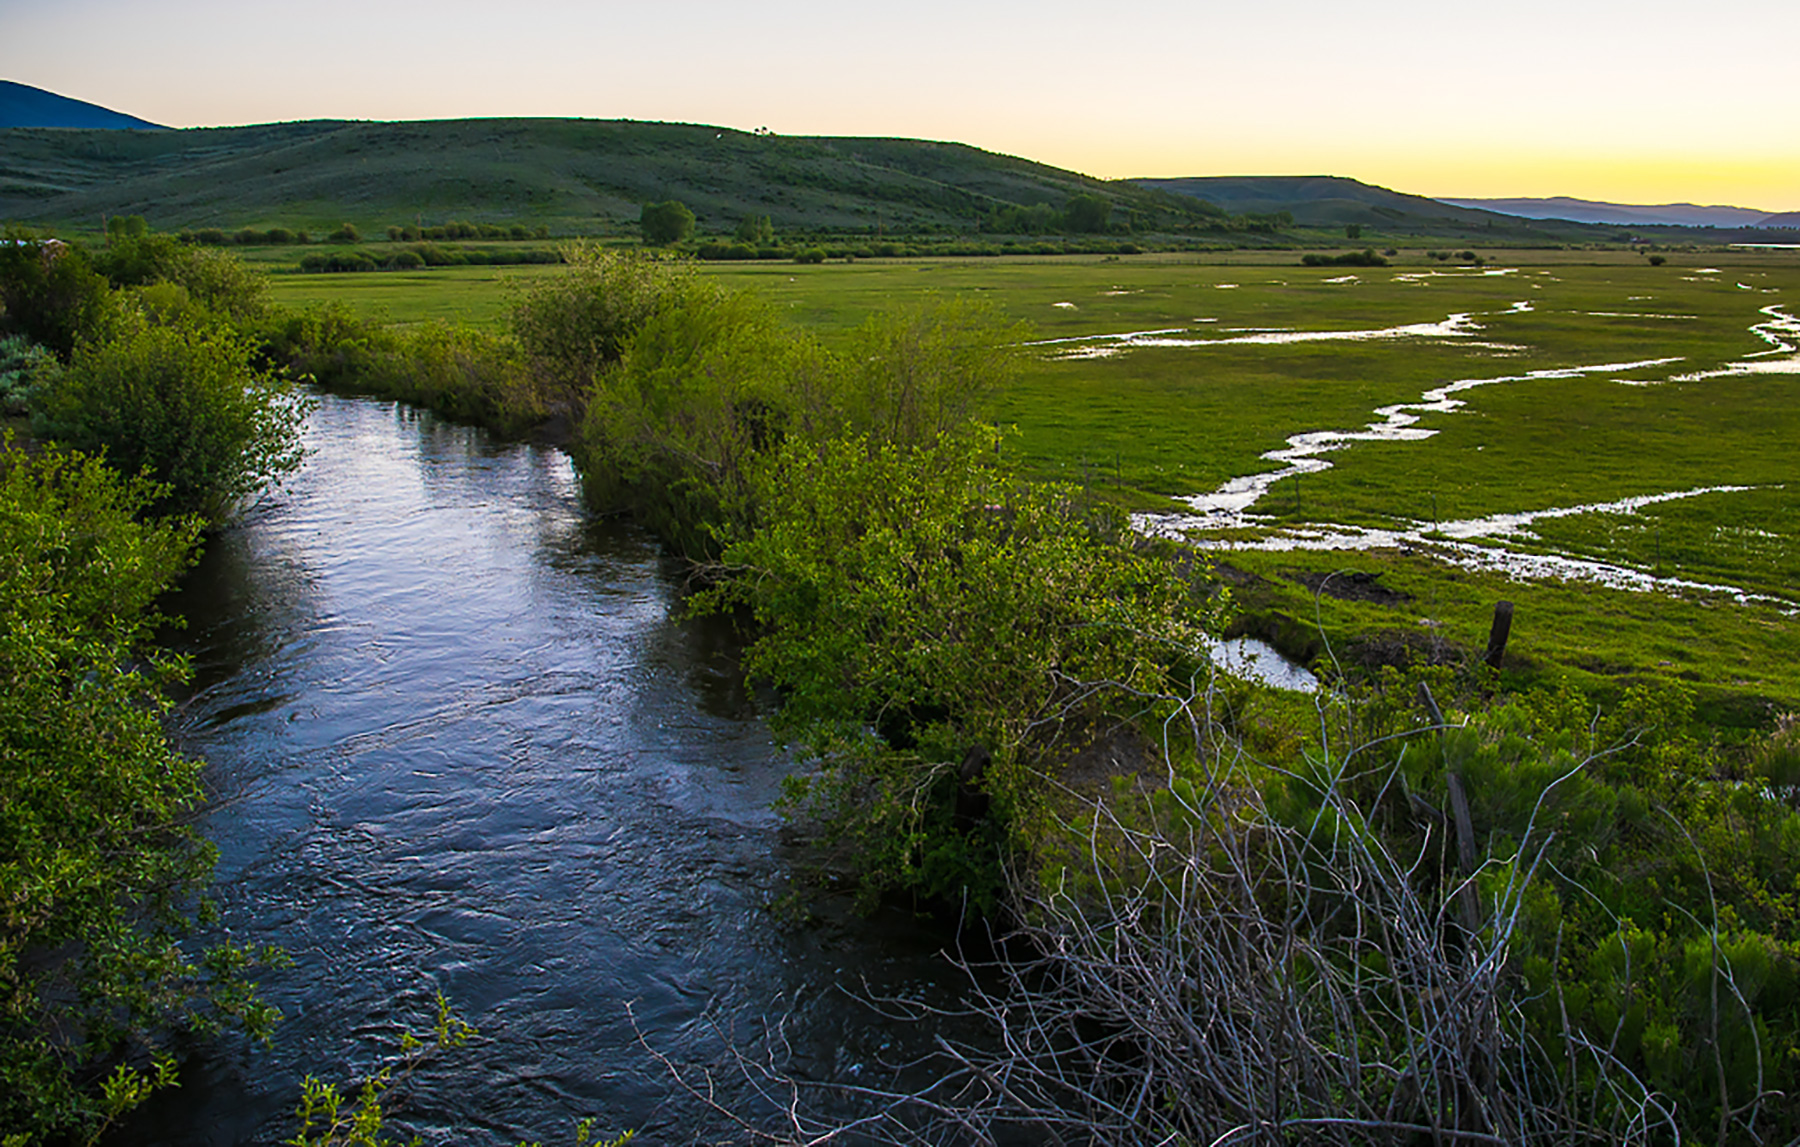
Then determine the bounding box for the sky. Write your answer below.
[4,0,1797,211]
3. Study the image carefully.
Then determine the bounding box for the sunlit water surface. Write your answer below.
[129,395,965,1145]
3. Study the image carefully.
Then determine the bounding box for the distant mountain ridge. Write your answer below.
[0,80,165,130]
[1435,195,1778,229]
[1135,175,1498,227]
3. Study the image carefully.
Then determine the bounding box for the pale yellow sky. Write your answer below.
[4,0,1795,209]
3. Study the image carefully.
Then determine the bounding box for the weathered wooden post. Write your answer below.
[1483,600,1513,671]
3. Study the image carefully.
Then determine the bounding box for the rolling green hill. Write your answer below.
[0,117,1229,239]
[4,113,1750,247]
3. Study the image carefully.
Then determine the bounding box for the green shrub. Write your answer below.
[639,200,695,246]
[377,322,543,435]
[1064,192,1111,233]
[0,231,116,359]
[329,222,362,243]
[1300,248,1388,268]
[576,286,819,555]
[0,443,280,1141]
[509,244,698,406]
[31,314,309,522]
[794,246,827,264]
[92,233,269,325]
[699,429,1204,906]
[0,334,55,416]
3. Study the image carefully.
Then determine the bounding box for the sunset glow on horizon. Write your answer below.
[4,0,1796,211]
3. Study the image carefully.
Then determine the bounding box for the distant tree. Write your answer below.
[735,214,775,246]
[1064,193,1111,234]
[641,200,696,246]
[1345,223,1363,239]
[329,222,361,243]
[104,215,148,244]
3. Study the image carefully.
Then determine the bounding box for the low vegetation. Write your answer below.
[0,229,308,1140]
[2,221,1795,1141]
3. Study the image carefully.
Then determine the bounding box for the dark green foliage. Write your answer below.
[1300,248,1389,267]
[31,313,308,521]
[509,244,696,406]
[329,222,361,243]
[0,231,114,359]
[372,322,543,434]
[91,232,270,324]
[296,244,563,273]
[0,333,54,416]
[576,284,830,557]
[103,213,148,242]
[699,429,1203,906]
[734,214,775,245]
[833,297,1029,446]
[640,200,696,246]
[1063,192,1111,233]
[0,444,279,1141]
[794,246,827,264]
[267,303,544,435]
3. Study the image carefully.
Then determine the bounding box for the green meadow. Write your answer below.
[266,248,1799,722]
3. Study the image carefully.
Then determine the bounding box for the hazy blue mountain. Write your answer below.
[0,80,165,130]
[1436,196,1773,229]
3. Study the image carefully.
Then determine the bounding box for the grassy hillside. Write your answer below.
[0,117,1230,239]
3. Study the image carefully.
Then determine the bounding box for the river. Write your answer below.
[128,394,964,1144]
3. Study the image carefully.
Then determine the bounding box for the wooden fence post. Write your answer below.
[1483,600,1513,671]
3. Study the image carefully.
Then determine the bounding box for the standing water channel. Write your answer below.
[129,394,966,1144]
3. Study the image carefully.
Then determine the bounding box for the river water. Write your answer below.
[130,395,964,1144]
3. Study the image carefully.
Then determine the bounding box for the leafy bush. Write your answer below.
[698,429,1205,906]
[1064,192,1111,233]
[794,246,828,264]
[0,334,55,416]
[267,304,543,436]
[31,313,309,522]
[576,286,820,555]
[374,322,544,435]
[832,297,1029,446]
[734,214,775,246]
[92,233,270,325]
[1301,248,1389,268]
[639,200,695,246]
[509,244,699,407]
[0,443,279,1141]
[0,231,116,359]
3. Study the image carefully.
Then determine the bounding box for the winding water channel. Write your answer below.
[130,395,964,1144]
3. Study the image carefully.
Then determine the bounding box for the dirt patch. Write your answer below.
[1340,628,1465,672]
[1285,569,1413,606]
[1053,722,1161,796]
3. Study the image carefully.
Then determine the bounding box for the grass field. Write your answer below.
[266,248,1799,722]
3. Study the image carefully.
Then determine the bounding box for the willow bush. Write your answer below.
[0,443,281,1142]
